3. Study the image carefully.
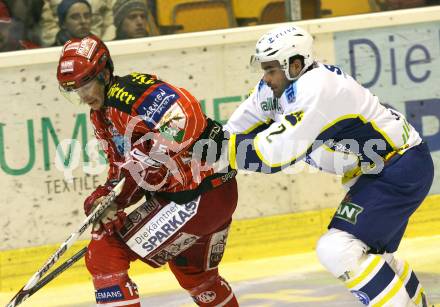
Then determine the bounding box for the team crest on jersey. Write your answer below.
[138,84,179,128]
[334,202,364,224]
[156,104,187,142]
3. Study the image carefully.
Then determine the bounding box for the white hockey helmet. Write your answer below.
[250,24,314,80]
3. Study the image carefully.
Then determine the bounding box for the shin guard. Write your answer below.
[344,254,412,306]
[189,275,238,307]
[384,254,428,307]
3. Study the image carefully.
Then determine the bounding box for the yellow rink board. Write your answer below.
[1,194,439,295]
[1,235,440,307]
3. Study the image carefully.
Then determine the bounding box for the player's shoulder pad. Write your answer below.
[296,64,330,95]
[105,72,163,114]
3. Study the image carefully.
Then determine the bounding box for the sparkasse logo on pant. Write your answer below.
[125,197,200,258]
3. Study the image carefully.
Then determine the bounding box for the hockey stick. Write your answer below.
[5,178,125,307]
[3,247,87,307]
[28,247,87,298]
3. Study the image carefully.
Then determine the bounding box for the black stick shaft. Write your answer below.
[31,247,87,294]
[5,247,87,307]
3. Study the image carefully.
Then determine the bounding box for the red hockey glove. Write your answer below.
[84,181,118,216]
[91,202,127,239]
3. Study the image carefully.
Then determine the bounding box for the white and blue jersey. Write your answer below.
[225,61,434,254]
[225,62,422,185]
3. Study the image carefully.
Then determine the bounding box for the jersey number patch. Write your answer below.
[324,64,343,75]
[266,123,286,143]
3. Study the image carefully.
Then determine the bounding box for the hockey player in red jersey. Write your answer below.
[56,35,239,307]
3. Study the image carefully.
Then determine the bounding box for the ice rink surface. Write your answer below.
[1,235,439,307]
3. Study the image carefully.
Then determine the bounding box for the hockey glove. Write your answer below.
[84,180,118,216]
[192,117,229,162]
[91,202,126,239]
[84,175,145,215]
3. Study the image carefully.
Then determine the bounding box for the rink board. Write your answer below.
[0,6,439,250]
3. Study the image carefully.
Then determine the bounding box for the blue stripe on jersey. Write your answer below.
[317,117,395,162]
[258,79,265,91]
[405,272,419,298]
[136,84,179,128]
[285,82,296,104]
[358,262,395,301]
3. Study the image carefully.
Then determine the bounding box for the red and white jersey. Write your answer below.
[91,73,214,205]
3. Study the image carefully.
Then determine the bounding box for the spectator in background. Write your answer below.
[380,0,426,9]
[378,0,440,10]
[0,1,38,52]
[53,0,92,46]
[88,0,116,40]
[146,0,157,22]
[3,0,44,46]
[39,0,115,47]
[113,0,159,40]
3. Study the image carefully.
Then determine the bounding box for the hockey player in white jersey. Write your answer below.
[197,25,434,306]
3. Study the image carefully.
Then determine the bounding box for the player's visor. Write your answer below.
[59,78,98,105]
[249,55,283,75]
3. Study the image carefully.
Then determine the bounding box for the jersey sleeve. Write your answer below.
[224,81,272,134]
[90,110,124,182]
[228,81,329,174]
[133,82,207,156]
[91,110,147,208]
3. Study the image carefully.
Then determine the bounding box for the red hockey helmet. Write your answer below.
[57,35,113,103]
